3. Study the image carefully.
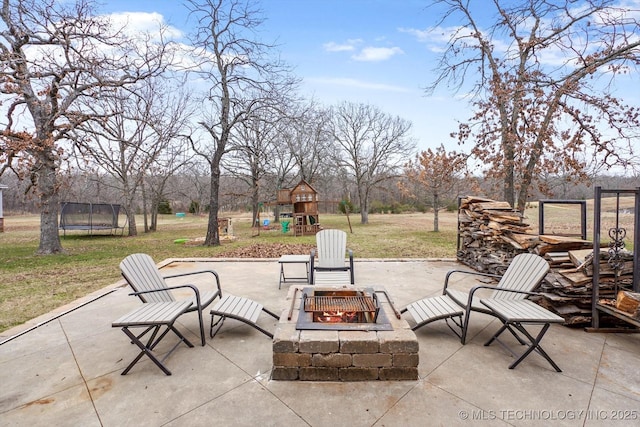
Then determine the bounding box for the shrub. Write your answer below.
[158,199,172,214]
[338,199,355,215]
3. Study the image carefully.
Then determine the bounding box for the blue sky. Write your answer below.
[98,0,468,152]
[97,0,639,156]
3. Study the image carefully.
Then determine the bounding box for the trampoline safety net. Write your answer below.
[59,202,126,236]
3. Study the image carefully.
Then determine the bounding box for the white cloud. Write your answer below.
[352,46,404,62]
[400,25,479,54]
[323,39,363,52]
[324,38,404,62]
[399,26,463,44]
[398,27,431,42]
[307,77,410,93]
[107,12,184,41]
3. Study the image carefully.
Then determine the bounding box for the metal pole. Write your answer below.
[634,188,640,292]
[591,186,601,329]
[0,185,6,233]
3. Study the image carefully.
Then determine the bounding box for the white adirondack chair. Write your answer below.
[309,229,355,285]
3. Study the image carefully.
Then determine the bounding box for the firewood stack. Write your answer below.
[457,196,608,325]
[534,249,637,325]
[457,196,592,273]
[457,196,536,274]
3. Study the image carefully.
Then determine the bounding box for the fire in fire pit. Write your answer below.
[296,287,393,331]
[306,290,378,323]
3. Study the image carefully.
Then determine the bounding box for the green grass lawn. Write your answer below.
[0,211,458,332]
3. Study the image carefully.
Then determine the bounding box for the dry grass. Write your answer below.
[0,211,457,332]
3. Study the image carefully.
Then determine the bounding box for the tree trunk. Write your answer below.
[150,208,158,232]
[433,192,440,232]
[502,137,516,208]
[273,204,281,223]
[360,210,368,224]
[205,163,221,246]
[358,187,369,224]
[149,191,158,232]
[251,177,260,228]
[127,211,137,236]
[122,182,137,237]
[141,182,149,233]
[36,151,64,254]
[273,179,287,223]
[123,194,137,236]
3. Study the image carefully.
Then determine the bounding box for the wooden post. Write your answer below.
[341,200,353,234]
[0,184,6,233]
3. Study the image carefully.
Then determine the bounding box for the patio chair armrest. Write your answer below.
[347,249,354,284]
[465,285,540,309]
[163,269,222,294]
[442,269,502,294]
[469,285,540,298]
[468,284,502,297]
[129,284,209,307]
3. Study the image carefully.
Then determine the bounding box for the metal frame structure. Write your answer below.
[591,186,640,329]
[295,287,393,331]
[538,199,587,240]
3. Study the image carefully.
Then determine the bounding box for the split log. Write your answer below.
[558,270,592,286]
[568,249,594,269]
[459,196,497,209]
[536,235,592,255]
[539,235,590,245]
[510,233,540,248]
[616,291,640,317]
[499,235,524,249]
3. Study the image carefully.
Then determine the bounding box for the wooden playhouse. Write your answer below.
[277,179,320,236]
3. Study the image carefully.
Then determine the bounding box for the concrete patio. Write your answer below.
[1,258,639,426]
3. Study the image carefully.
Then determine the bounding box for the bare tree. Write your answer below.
[73,78,192,236]
[253,99,333,222]
[185,0,296,245]
[426,0,640,211]
[0,0,166,253]
[174,160,211,215]
[267,118,299,221]
[286,100,333,183]
[224,106,279,226]
[330,101,416,224]
[401,144,467,231]
[143,140,194,232]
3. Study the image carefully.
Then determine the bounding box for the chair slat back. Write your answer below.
[120,253,175,303]
[491,253,549,300]
[316,229,347,269]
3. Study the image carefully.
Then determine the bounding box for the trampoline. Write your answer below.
[59,202,127,236]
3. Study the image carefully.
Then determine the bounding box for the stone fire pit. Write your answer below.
[272,285,419,381]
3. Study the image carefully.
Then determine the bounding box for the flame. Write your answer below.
[316,310,360,323]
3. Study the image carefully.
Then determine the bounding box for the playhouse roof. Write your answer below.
[290,179,317,195]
